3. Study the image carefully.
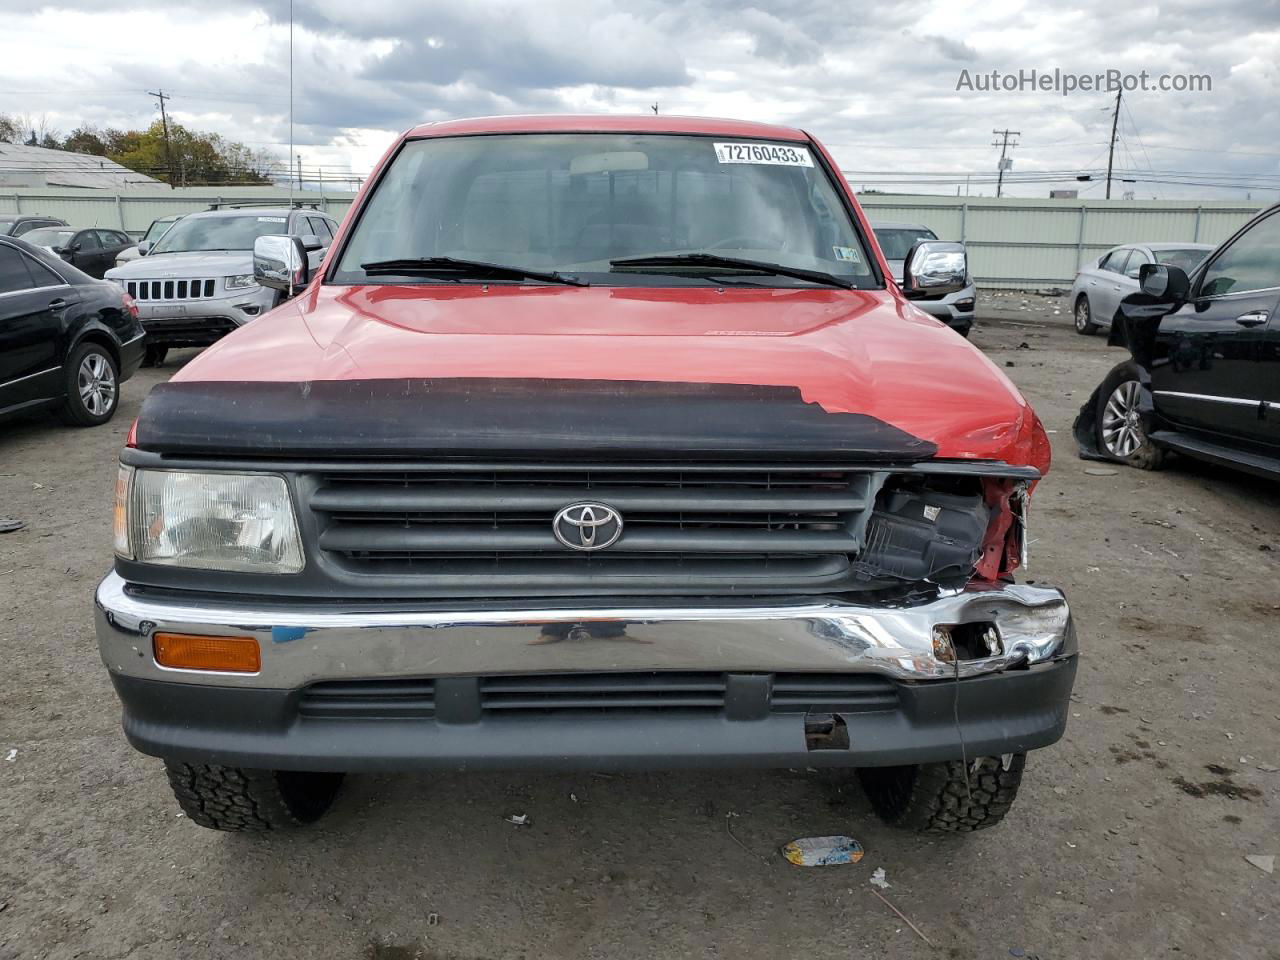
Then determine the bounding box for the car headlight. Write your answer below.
[225,274,258,290]
[114,466,304,573]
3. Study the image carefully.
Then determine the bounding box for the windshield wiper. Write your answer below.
[360,256,589,287]
[609,253,856,289]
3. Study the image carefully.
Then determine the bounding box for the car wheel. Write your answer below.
[143,345,168,368]
[164,761,344,832]
[1094,367,1165,469]
[57,342,119,427]
[858,754,1026,832]
[1074,294,1099,335]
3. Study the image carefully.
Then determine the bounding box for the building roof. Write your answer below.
[0,142,162,189]
[406,114,810,142]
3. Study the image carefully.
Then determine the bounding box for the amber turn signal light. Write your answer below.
[154,633,261,673]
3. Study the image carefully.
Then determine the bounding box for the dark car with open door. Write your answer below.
[0,235,145,427]
[20,226,135,279]
[1075,203,1280,479]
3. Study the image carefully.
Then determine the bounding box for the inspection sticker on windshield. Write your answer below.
[713,142,813,167]
[832,246,863,264]
[257,216,286,222]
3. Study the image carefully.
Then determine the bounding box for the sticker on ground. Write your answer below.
[714,142,813,166]
[781,835,864,866]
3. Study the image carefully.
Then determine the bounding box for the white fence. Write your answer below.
[856,195,1259,289]
[1,186,1261,290]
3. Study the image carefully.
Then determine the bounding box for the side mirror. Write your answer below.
[300,234,323,252]
[901,240,968,299]
[254,234,310,296]
[137,241,151,256]
[1137,263,1190,303]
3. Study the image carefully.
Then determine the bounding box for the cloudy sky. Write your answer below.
[1,0,1278,200]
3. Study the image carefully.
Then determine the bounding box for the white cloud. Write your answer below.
[0,0,1276,200]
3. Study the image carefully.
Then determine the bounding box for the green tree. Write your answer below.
[1,114,277,185]
[107,120,275,185]
[63,126,109,156]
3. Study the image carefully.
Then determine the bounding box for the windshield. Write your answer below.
[873,227,938,260]
[144,217,180,243]
[1153,247,1212,271]
[333,133,876,287]
[151,214,289,254]
[23,227,76,247]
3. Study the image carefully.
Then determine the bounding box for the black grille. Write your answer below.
[297,672,898,720]
[127,278,217,300]
[299,678,435,719]
[307,463,876,594]
[141,316,238,342]
[769,674,900,712]
[480,672,728,712]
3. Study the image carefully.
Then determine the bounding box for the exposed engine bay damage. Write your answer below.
[852,473,1027,593]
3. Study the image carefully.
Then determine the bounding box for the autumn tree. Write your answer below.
[0,115,278,185]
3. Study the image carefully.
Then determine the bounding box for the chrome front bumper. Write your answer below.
[95,572,1073,689]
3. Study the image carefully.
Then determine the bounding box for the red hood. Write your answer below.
[174,283,1049,470]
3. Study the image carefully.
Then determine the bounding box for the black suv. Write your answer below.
[0,236,145,427]
[1076,203,1280,479]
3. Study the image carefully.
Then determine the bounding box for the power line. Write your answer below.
[1105,88,1122,199]
[146,88,176,189]
[991,128,1020,198]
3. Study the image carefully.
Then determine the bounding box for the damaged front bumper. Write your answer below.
[95,573,1077,771]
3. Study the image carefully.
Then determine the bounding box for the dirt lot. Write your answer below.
[1,294,1277,960]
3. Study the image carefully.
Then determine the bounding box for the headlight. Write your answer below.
[114,467,304,573]
[225,274,258,290]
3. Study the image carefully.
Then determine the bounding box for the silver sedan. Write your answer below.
[1069,242,1213,335]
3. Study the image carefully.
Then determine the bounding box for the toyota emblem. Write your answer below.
[553,502,623,551]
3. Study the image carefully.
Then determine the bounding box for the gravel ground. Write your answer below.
[1,294,1277,960]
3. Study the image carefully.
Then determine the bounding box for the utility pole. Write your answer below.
[147,89,176,189]
[1105,88,1122,200]
[992,128,1020,198]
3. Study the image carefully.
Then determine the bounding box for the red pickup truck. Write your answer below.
[97,115,1075,834]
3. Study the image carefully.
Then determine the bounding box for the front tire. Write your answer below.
[1094,366,1165,469]
[142,345,168,368]
[57,342,119,426]
[858,754,1026,833]
[1074,294,1099,335]
[164,761,344,832]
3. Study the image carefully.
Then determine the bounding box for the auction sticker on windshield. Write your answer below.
[714,142,813,166]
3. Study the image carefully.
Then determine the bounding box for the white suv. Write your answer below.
[106,205,339,366]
